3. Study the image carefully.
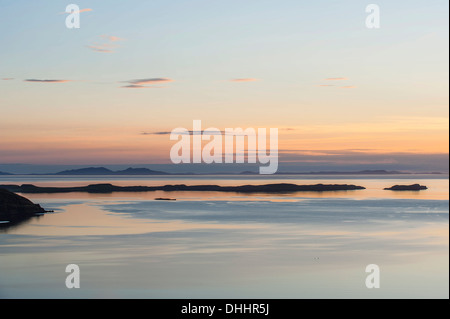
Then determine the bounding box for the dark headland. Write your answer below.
[0,188,48,228]
[0,183,366,194]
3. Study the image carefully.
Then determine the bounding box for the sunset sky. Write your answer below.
[0,0,448,172]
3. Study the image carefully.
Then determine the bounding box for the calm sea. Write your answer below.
[0,175,448,298]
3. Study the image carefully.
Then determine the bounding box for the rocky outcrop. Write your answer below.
[384,184,428,191]
[0,188,46,223]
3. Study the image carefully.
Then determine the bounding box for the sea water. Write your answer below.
[0,175,448,298]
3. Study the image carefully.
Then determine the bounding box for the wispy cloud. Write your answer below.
[141,131,170,135]
[87,35,124,53]
[122,85,164,89]
[142,130,225,136]
[128,78,174,85]
[121,78,174,88]
[143,127,291,136]
[142,130,254,136]
[24,79,72,83]
[2,78,14,80]
[86,45,115,53]
[230,78,260,82]
[318,78,356,89]
[101,35,124,42]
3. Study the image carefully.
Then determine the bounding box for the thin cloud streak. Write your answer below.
[142,130,248,136]
[24,79,72,83]
[87,35,124,53]
[128,78,174,85]
[101,35,124,42]
[142,130,225,136]
[121,85,164,89]
[86,45,114,53]
[121,78,174,88]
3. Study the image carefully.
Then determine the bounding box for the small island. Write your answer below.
[384,184,428,191]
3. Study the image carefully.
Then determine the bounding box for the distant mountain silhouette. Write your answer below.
[55,167,169,175]
[55,167,114,175]
[0,167,445,176]
[114,167,169,175]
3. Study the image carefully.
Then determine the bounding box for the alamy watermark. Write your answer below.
[169,120,278,175]
[65,3,380,30]
[366,4,381,29]
[365,264,380,289]
[65,264,80,289]
[65,4,81,29]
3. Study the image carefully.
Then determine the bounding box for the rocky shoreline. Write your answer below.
[0,188,48,228]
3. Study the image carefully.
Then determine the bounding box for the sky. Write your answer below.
[0,0,448,173]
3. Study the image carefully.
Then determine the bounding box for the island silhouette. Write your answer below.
[1,183,366,194]
[384,184,428,191]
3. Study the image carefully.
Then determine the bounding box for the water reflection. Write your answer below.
[0,176,448,298]
[0,198,447,298]
[0,214,43,233]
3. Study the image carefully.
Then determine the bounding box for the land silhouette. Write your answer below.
[1,183,366,194]
[0,167,443,175]
[55,167,169,175]
[384,184,428,191]
[0,188,47,230]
